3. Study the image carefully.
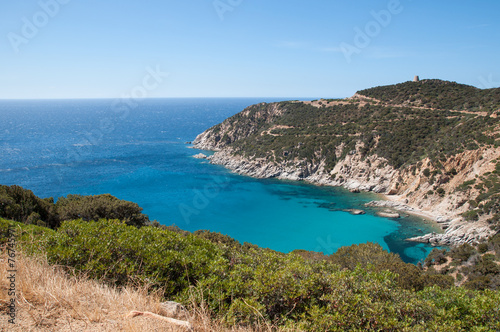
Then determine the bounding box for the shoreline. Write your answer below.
[191,145,494,246]
[296,176,445,231]
[381,195,439,222]
[300,178,439,223]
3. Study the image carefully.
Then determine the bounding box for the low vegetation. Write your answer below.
[0,251,168,331]
[455,160,500,231]
[1,186,500,330]
[2,218,500,330]
[0,249,266,331]
[425,234,500,291]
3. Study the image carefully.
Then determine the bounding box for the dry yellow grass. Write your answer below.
[0,251,270,332]
[0,250,180,331]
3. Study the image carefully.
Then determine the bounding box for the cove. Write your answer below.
[80,148,442,265]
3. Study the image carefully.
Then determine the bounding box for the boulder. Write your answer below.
[372,185,387,193]
[159,301,190,320]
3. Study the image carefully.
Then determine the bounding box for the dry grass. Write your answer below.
[0,250,178,331]
[0,250,271,332]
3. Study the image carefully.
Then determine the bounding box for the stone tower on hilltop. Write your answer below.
[414,75,420,82]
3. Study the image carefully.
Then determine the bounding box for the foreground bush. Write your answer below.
[2,218,223,296]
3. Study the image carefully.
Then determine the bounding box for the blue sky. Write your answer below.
[1,0,499,99]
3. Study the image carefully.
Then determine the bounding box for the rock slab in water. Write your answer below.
[192,153,208,159]
[376,210,400,218]
[343,209,366,215]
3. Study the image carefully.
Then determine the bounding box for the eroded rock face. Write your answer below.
[195,145,498,245]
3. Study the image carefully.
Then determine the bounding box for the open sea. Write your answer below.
[0,98,442,264]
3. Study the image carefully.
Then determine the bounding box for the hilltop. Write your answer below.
[358,79,500,111]
[194,79,500,246]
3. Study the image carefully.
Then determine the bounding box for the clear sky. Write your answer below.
[1,0,499,99]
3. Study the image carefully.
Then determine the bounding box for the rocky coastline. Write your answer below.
[192,141,496,247]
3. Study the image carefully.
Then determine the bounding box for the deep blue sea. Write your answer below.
[0,98,441,264]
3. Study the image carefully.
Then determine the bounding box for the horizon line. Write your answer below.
[0,96,337,101]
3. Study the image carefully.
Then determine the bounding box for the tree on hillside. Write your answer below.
[56,194,149,227]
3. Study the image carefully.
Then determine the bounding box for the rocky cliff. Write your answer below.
[193,80,500,246]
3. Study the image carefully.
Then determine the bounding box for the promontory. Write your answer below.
[194,79,500,246]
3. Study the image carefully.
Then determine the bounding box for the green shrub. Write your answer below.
[329,242,439,291]
[462,209,480,221]
[16,219,226,296]
[478,243,489,254]
[450,243,477,262]
[425,248,448,266]
[0,185,151,229]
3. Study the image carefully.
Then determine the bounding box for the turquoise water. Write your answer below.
[0,98,441,264]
